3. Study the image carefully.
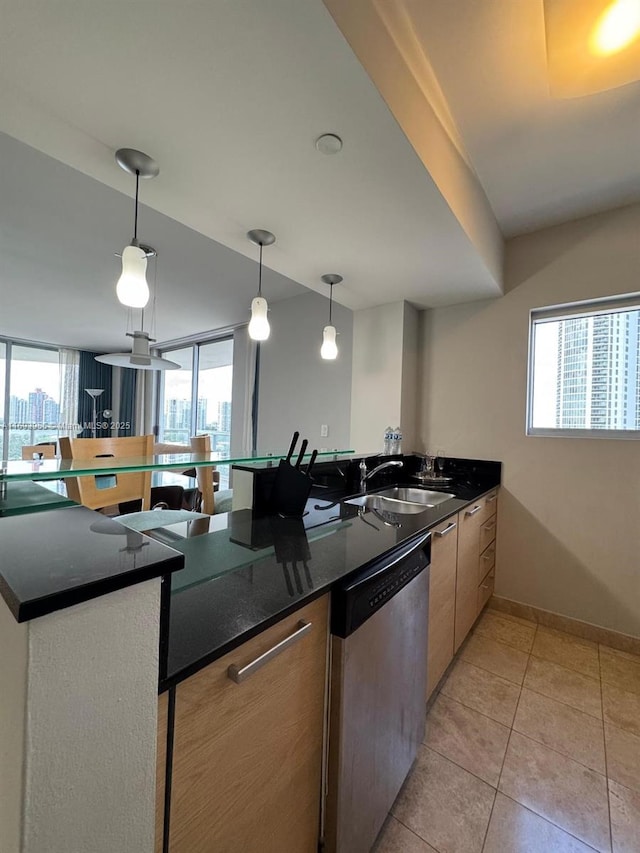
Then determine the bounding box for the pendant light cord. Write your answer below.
[133,169,140,241]
[258,243,263,297]
[329,283,333,324]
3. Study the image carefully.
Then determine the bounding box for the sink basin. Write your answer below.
[344,494,427,514]
[374,487,456,507]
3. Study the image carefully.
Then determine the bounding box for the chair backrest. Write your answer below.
[21,444,56,460]
[59,435,153,511]
[190,434,215,515]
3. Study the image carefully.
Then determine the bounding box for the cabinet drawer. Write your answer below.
[478,568,495,613]
[479,514,497,555]
[478,541,496,584]
[461,489,498,529]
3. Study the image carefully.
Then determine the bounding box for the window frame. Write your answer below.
[0,336,65,460]
[155,331,235,444]
[526,293,640,440]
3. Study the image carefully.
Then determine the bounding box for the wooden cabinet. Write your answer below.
[166,595,328,853]
[454,490,498,651]
[427,516,458,699]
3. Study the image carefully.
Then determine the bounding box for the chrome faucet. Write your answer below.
[359,458,403,493]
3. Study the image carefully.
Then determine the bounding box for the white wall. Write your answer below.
[351,301,419,452]
[1,579,161,853]
[257,291,353,453]
[418,204,640,638]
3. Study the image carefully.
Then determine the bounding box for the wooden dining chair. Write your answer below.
[59,435,153,512]
[190,434,216,515]
[21,444,56,460]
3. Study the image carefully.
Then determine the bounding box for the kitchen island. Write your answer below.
[0,453,500,853]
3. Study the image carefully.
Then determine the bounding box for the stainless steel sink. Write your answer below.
[344,494,427,514]
[374,487,456,507]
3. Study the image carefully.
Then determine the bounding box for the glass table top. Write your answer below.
[0,448,355,482]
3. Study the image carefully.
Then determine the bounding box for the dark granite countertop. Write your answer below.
[0,505,185,622]
[153,457,501,690]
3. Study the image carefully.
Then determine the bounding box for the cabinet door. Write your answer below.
[169,595,328,853]
[427,515,458,698]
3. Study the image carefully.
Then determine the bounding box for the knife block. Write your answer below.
[267,459,313,517]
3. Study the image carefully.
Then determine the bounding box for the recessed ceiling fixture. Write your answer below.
[247,229,276,342]
[315,133,343,155]
[544,0,640,97]
[591,0,640,54]
[320,274,342,360]
[114,148,159,308]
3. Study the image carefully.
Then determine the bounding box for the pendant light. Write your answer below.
[96,330,180,371]
[247,229,276,341]
[320,274,342,360]
[114,148,159,309]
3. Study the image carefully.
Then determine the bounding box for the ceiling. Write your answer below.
[401,0,640,236]
[0,0,502,351]
[0,0,636,352]
[0,132,306,350]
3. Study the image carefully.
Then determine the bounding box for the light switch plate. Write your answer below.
[320,424,329,437]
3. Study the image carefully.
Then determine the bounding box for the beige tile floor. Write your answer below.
[374,609,640,853]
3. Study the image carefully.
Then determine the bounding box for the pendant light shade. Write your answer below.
[321,325,338,360]
[247,229,275,341]
[248,296,270,341]
[320,274,343,360]
[116,245,149,308]
[96,331,180,371]
[114,148,159,309]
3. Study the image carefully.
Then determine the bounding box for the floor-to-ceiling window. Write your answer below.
[8,344,61,459]
[0,342,6,459]
[1,339,80,461]
[157,336,234,487]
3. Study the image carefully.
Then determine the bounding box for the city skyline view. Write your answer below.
[531,308,640,431]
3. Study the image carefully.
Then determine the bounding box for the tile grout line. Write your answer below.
[435,690,515,730]
[389,814,444,853]
[496,792,602,853]
[480,629,535,851]
[528,649,601,682]
[600,644,615,853]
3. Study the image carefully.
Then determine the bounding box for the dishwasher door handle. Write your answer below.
[227,620,312,683]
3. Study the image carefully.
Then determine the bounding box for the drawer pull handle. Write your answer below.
[481,582,491,590]
[435,521,457,538]
[486,494,497,504]
[483,520,496,531]
[228,620,312,684]
[482,549,496,561]
[465,505,482,517]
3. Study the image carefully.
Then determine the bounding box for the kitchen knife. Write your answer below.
[295,439,308,468]
[285,431,299,465]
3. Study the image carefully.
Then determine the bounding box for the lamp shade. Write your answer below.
[320,325,338,360]
[116,245,150,308]
[248,296,270,341]
[95,331,180,371]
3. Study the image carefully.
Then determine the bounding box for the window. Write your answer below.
[158,336,234,486]
[527,296,640,438]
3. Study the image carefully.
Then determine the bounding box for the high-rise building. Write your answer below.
[555,310,640,429]
[165,398,192,431]
[218,400,231,433]
[196,398,207,431]
[9,395,28,424]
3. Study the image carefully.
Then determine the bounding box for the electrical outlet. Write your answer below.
[320,424,329,438]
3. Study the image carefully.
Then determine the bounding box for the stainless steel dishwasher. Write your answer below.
[325,530,430,853]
